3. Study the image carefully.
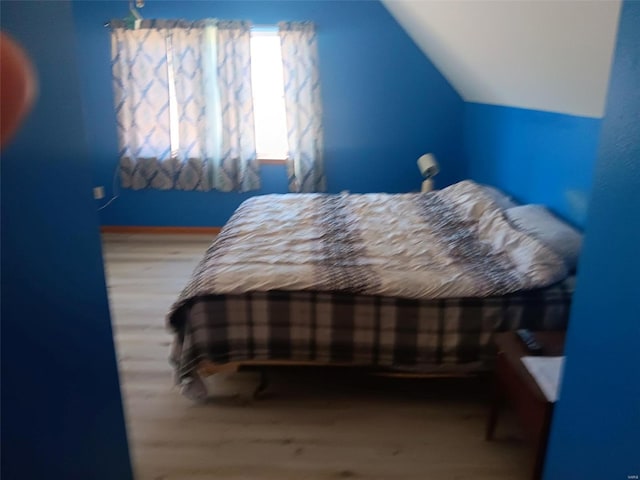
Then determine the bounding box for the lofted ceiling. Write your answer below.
[382,0,622,118]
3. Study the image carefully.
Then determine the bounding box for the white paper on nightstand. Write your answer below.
[521,356,565,403]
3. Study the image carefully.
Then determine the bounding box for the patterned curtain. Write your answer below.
[110,20,259,192]
[169,21,214,191]
[278,22,325,193]
[215,21,260,192]
[111,23,172,189]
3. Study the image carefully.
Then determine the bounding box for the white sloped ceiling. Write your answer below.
[382,0,622,118]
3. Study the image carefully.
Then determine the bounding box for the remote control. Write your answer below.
[516,329,543,355]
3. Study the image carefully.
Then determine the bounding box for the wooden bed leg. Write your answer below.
[486,370,504,441]
[253,368,269,399]
[486,393,502,441]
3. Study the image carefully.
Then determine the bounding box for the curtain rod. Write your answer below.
[103,21,295,28]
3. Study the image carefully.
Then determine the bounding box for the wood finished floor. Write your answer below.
[103,233,530,480]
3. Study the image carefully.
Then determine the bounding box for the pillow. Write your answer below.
[506,205,583,271]
[479,184,519,210]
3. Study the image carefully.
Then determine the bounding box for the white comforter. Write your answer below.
[174,180,567,304]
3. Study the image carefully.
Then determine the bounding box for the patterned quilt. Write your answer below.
[169,180,567,309]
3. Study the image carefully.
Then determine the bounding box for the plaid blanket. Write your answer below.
[169,278,573,385]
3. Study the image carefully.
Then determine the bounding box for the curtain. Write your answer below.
[111,23,172,189]
[168,21,213,191]
[278,22,325,193]
[215,21,260,192]
[110,20,259,192]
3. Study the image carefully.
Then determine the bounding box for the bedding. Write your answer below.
[478,184,519,210]
[168,180,572,397]
[506,205,583,271]
[170,278,573,385]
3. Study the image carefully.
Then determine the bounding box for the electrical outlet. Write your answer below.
[93,186,105,200]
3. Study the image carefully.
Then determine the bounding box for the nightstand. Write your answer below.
[486,332,566,480]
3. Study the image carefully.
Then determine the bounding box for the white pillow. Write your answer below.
[479,184,519,210]
[506,205,583,271]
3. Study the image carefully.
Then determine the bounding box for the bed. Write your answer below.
[167,180,577,399]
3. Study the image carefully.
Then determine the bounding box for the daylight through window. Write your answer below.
[250,30,289,161]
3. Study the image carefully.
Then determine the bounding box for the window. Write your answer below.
[250,30,289,161]
[112,20,322,192]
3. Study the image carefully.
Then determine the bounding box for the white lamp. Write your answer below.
[417,153,439,193]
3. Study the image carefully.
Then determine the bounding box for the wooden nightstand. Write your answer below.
[486,332,566,480]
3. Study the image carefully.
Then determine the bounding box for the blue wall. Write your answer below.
[544,1,640,478]
[464,104,602,228]
[72,0,465,227]
[0,1,133,479]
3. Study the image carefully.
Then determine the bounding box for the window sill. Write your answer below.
[259,158,287,165]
